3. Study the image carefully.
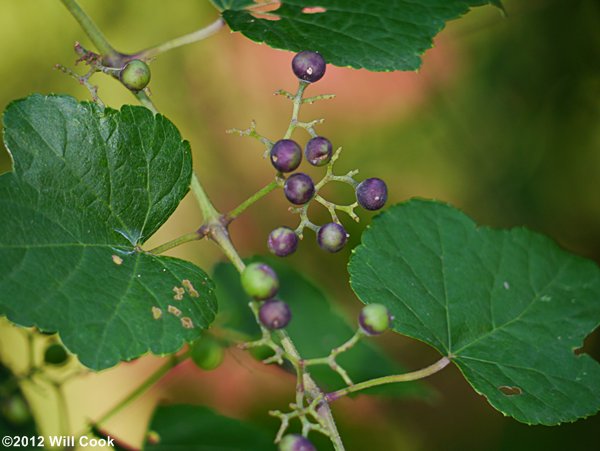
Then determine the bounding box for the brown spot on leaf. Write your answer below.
[180,317,194,329]
[112,255,123,265]
[302,6,326,14]
[151,306,162,320]
[499,385,522,396]
[167,305,182,317]
[249,0,281,21]
[172,286,184,301]
[182,279,200,298]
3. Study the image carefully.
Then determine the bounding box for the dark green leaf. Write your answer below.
[217,0,499,71]
[214,257,426,397]
[143,405,275,450]
[0,95,217,370]
[349,199,600,424]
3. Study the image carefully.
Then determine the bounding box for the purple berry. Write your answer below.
[270,139,302,173]
[279,434,316,451]
[317,222,348,253]
[356,178,388,211]
[268,227,299,257]
[241,262,279,300]
[259,299,291,330]
[305,136,333,166]
[284,173,315,205]
[291,51,326,83]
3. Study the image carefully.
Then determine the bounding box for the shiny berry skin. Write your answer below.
[279,434,316,451]
[356,178,388,211]
[270,139,302,173]
[241,262,279,300]
[284,173,315,205]
[359,303,392,335]
[259,299,292,330]
[317,222,348,253]
[305,136,333,166]
[291,51,326,83]
[119,59,151,91]
[190,336,224,371]
[44,343,69,366]
[268,227,299,257]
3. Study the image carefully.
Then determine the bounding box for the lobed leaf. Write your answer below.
[349,199,600,424]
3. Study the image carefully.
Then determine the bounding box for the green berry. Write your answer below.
[44,343,69,366]
[1,394,31,425]
[119,59,151,91]
[190,336,224,371]
[359,303,392,335]
[241,262,279,300]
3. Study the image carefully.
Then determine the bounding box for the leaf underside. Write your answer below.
[349,199,600,425]
[0,95,217,370]
[215,0,500,71]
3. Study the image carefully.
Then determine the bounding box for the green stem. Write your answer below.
[148,231,203,255]
[326,356,451,402]
[283,81,309,139]
[92,352,189,428]
[135,91,159,114]
[191,172,220,221]
[226,180,280,220]
[59,0,118,58]
[210,225,245,272]
[133,18,225,60]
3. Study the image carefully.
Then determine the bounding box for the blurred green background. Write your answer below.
[0,0,599,449]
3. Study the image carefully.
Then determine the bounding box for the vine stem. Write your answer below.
[59,0,118,59]
[148,231,203,255]
[133,18,225,60]
[226,179,280,221]
[283,81,309,139]
[325,356,451,402]
[88,351,190,431]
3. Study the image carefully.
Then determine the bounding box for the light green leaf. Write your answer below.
[0,95,217,370]
[216,0,499,71]
[349,199,600,424]
[144,405,275,450]
[214,257,427,397]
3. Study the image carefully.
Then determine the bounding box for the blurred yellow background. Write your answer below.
[0,0,599,449]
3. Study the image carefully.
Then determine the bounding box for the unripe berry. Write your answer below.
[317,222,348,253]
[359,303,392,335]
[292,51,326,83]
[119,59,151,91]
[268,227,299,257]
[259,299,291,330]
[356,178,388,211]
[279,434,316,451]
[44,343,69,366]
[270,139,302,173]
[1,395,31,426]
[284,173,315,205]
[305,136,333,166]
[241,262,279,300]
[190,336,224,371]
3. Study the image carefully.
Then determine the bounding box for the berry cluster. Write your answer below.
[230,51,388,258]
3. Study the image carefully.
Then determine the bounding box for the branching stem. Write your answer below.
[226,179,281,221]
[148,232,203,255]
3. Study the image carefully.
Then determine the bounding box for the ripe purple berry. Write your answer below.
[240,262,279,300]
[305,136,333,166]
[292,51,326,83]
[359,303,392,335]
[268,227,299,257]
[356,177,388,211]
[317,222,348,253]
[284,173,315,205]
[279,434,316,451]
[259,299,291,330]
[270,139,302,173]
[119,59,151,91]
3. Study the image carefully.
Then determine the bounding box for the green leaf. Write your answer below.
[0,94,217,370]
[214,257,426,397]
[143,405,275,450]
[216,0,499,71]
[349,199,600,425]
